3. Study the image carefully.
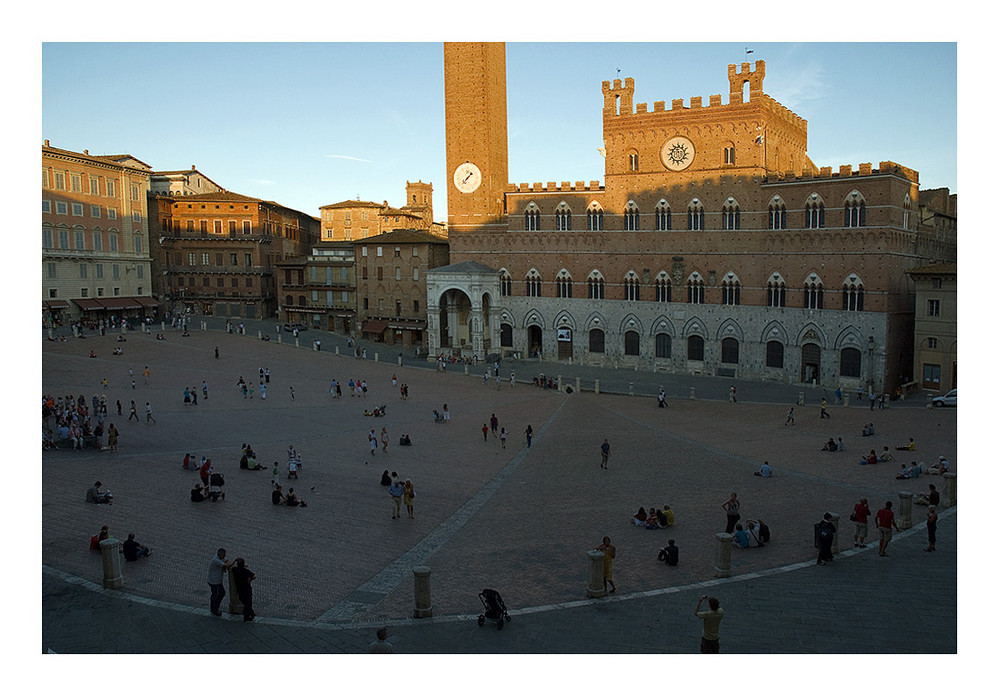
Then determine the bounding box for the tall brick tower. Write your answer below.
[443,42,508,236]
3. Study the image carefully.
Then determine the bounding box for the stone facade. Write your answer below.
[319,181,441,242]
[907,262,957,392]
[435,43,957,394]
[42,142,156,323]
[275,243,357,335]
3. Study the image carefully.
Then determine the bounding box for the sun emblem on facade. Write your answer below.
[661,136,695,171]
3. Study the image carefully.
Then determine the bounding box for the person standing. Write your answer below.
[722,493,741,533]
[490,413,499,437]
[143,365,150,384]
[191,387,198,405]
[816,512,836,565]
[369,429,378,456]
[875,500,900,557]
[524,424,533,448]
[402,479,415,519]
[600,439,610,469]
[729,385,737,402]
[925,506,938,552]
[694,596,724,653]
[106,423,118,453]
[500,427,507,449]
[852,497,872,548]
[231,558,256,622]
[145,401,156,424]
[510,371,515,388]
[388,477,404,519]
[207,548,234,617]
[595,536,616,594]
[381,427,389,454]
[202,380,209,400]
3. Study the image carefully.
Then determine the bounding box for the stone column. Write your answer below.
[628,382,634,396]
[398,354,403,366]
[797,391,805,406]
[100,539,123,589]
[829,513,841,555]
[714,532,733,578]
[941,472,957,508]
[413,566,432,618]
[295,337,299,348]
[690,387,696,400]
[277,333,282,344]
[373,352,378,362]
[335,345,339,355]
[586,550,606,598]
[594,379,600,395]
[227,570,243,615]
[575,377,580,393]
[897,491,914,530]
[557,375,563,392]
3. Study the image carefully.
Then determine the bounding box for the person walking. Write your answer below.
[500,427,507,449]
[207,548,234,617]
[482,423,489,441]
[876,500,900,557]
[143,365,150,384]
[381,427,389,454]
[784,407,795,425]
[595,536,616,594]
[820,398,830,419]
[490,413,499,437]
[202,380,209,400]
[127,400,139,422]
[925,506,938,552]
[816,512,836,565]
[524,424,533,448]
[694,596,724,653]
[722,493,741,533]
[231,557,256,622]
[852,497,872,548]
[145,401,156,424]
[600,439,610,469]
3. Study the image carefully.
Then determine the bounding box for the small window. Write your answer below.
[927,299,941,317]
[687,335,704,361]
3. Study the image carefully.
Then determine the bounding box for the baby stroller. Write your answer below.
[208,472,225,501]
[477,588,511,630]
[432,409,445,423]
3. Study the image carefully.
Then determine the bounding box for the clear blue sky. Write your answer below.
[41,42,956,220]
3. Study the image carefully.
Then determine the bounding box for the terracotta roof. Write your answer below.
[351,229,448,245]
[42,144,151,172]
[319,200,384,210]
[906,262,957,275]
[173,191,263,203]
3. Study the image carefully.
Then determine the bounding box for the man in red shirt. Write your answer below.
[852,497,872,548]
[875,500,900,557]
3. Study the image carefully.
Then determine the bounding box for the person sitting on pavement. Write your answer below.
[859,450,878,465]
[86,481,112,504]
[879,446,894,462]
[659,504,675,527]
[914,483,940,507]
[895,437,916,451]
[380,470,392,486]
[895,461,922,479]
[122,533,152,561]
[658,539,679,566]
[190,484,207,502]
[754,462,772,477]
[731,524,751,548]
[272,484,286,505]
[645,509,662,529]
[632,507,647,527]
[862,423,875,437]
[90,524,113,551]
[285,487,307,507]
[398,434,412,446]
[927,456,950,475]
[821,437,837,452]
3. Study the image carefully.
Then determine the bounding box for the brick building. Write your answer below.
[428,43,957,394]
[354,229,450,347]
[318,181,444,242]
[42,141,157,324]
[149,190,318,320]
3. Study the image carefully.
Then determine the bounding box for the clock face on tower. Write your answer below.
[660,136,695,171]
[453,162,482,193]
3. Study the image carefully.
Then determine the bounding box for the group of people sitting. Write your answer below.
[89,526,151,560]
[858,447,894,465]
[631,505,675,529]
[821,437,845,452]
[861,423,875,437]
[240,444,266,471]
[272,483,307,507]
[896,461,924,479]
[731,520,769,548]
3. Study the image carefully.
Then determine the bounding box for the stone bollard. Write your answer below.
[464,365,469,375]
[576,376,580,394]
[586,550,606,598]
[100,538,123,589]
[227,570,243,615]
[594,379,600,395]
[941,472,957,507]
[295,338,299,348]
[690,387,696,400]
[201,321,206,331]
[258,330,262,339]
[557,375,562,391]
[829,513,842,555]
[413,566,432,618]
[628,382,634,396]
[398,355,403,366]
[160,321,165,331]
[797,391,805,406]
[335,345,339,355]
[277,334,282,344]
[374,353,378,363]
[897,491,914,530]
[714,532,733,578]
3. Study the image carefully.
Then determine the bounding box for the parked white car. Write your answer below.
[931,389,957,407]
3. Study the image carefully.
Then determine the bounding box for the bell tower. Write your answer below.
[443,42,509,236]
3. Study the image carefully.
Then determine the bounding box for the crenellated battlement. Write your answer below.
[762,161,919,184]
[728,60,765,103]
[507,180,604,194]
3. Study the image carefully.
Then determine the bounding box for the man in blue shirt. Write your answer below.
[388,478,404,519]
